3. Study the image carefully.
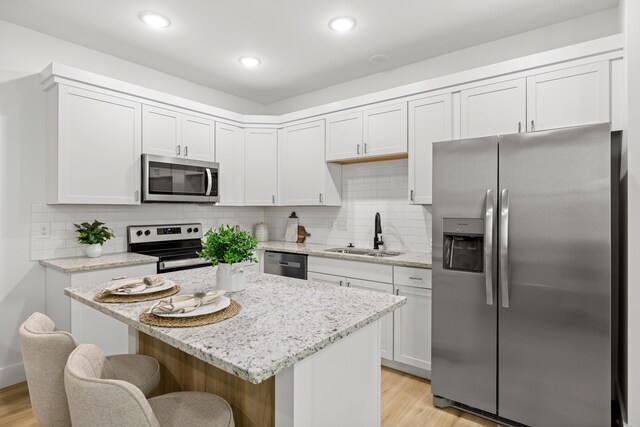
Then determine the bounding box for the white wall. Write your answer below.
[0,19,265,115]
[264,160,431,253]
[620,1,640,425]
[265,8,621,114]
[0,19,264,387]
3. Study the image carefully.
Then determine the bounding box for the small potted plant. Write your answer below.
[74,220,114,258]
[198,225,258,292]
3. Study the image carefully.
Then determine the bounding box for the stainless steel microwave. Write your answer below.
[142,154,219,203]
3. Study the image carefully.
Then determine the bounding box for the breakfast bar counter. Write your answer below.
[65,268,406,427]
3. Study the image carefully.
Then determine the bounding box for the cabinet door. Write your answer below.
[215,122,244,205]
[364,103,408,157]
[326,111,363,161]
[348,278,394,361]
[244,128,278,206]
[280,120,325,205]
[394,285,432,371]
[182,114,215,161]
[408,94,452,205]
[526,62,609,132]
[142,105,181,157]
[308,271,346,287]
[57,86,141,204]
[460,79,526,138]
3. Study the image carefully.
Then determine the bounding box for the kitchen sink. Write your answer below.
[324,248,404,257]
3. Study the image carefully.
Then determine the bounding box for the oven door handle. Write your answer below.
[205,168,213,196]
[159,258,209,271]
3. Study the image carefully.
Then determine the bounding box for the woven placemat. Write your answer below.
[94,285,181,303]
[138,300,241,328]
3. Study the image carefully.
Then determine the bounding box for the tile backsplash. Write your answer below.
[264,159,432,253]
[30,159,431,261]
[30,203,263,261]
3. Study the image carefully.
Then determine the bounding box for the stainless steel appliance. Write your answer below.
[142,154,219,203]
[264,251,307,279]
[432,123,618,427]
[128,223,210,272]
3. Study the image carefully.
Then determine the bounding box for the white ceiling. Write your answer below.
[0,0,619,104]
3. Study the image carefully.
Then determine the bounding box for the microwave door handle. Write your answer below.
[205,168,213,196]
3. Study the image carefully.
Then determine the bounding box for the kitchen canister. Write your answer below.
[254,222,269,242]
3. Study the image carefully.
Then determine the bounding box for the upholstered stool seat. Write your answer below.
[65,343,234,427]
[19,312,160,427]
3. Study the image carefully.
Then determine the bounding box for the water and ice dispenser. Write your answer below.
[442,218,484,273]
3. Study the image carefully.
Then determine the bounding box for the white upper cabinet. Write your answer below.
[142,105,214,161]
[279,120,341,206]
[46,85,142,204]
[526,62,609,132]
[326,111,363,161]
[460,79,527,139]
[181,114,215,161]
[325,102,408,162]
[215,122,244,206]
[363,102,408,158]
[408,94,452,205]
[244,128,279,206]
[142,105,181,157]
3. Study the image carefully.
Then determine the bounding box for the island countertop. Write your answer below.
[40,252,158,273]
[65,268,406,384]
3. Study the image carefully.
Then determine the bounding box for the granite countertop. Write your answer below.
[257,241,432,269]
[65,268,406,384]
[40,252,159,273]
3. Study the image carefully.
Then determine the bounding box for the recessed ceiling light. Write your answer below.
[239,56,261,68]
[139,12,171,29]
[369,54,390,64]
[328,16,357,32]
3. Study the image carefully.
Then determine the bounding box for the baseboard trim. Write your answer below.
[0,362,25,388]
[381,359,431,380]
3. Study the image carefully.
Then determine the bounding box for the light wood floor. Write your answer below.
[0,367,497,427]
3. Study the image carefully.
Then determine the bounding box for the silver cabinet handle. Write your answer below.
[111,276,127,280]
[184,146,189,157]
[339,280,343,287]
[364,143,368,154]
[484,189,495,306]
[205,168,213,196]
[500,188,510,308]
[346,281,351,287]
[531,120,535,132]
[357,144,361,155]
[395,289,400,295]
[272,194,275,204]
[176,145,181,156]
[410,190,414,202]
[134,190,139,202]
[319,193,323,203]
[408,276,423,281]
[518,122,522,133]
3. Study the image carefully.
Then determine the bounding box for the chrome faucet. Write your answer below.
[373,212,384,250]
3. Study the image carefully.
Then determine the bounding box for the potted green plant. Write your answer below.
[73,220,114,258]
[197,225,257,292]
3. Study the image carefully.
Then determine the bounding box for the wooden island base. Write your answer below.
[138,332,275,427]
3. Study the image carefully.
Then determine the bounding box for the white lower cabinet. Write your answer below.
[45,263,156,355]
[393,284,432,371]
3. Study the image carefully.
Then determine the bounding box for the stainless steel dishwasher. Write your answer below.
[264,251,307,279]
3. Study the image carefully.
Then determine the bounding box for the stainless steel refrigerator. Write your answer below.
[431,123,618,427]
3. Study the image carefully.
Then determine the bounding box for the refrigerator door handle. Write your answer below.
[484,189,494,305]
[500,188,510,308]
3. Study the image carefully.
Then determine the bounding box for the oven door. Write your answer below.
[143,154,219,203]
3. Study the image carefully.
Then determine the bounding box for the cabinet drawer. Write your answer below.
[393,266,431,289]
[70,264,157,287]
[308,256,393,283]
[308,271,345,287]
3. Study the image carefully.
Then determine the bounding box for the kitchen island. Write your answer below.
[65,268,406,427]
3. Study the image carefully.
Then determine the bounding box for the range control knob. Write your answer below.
[194,227,199,233]
[187,228,193,233]
[144,230,151,236]
[136,230,143,237]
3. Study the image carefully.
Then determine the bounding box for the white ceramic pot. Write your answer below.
[85,244,103,258]
[216,262,246,292]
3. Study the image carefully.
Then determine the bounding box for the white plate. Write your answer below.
[110,279,176,295]
[153,296,231,318]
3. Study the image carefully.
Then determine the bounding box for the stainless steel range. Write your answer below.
[127,223,210,273]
